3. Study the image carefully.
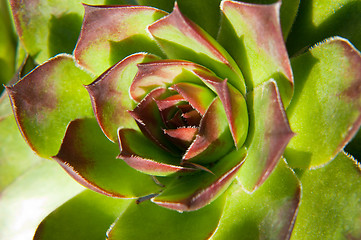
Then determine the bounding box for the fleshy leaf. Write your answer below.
[148,3,246,94]
[6,54,93,157]
[238,80,294,192]
[164,127,198,148]
[130,60,215,102]
[74,5,166,75]
[53,118,161,198]
[0,0,16,93]
[287,0,361,57]
[152,148,247,211]
[220,0,293,105]
[0,160,83,240]
[0,111,42,191]
[9,0,102,63]
[285,37,361,168]
[33,190,130,240]
[171,82,215,115]
[86,53,160,142]
[107,196,224,240]
[118,128,194,176]
[194,70,249,147]
[291,152,361,239]
[210,159,300,240]
[129,88,178,152]
[183,97,234,163]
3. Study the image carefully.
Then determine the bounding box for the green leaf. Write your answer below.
[210,159,300,240]
[153,148,247,211]
[0,0,16,93]
[86,53,160,142]
[0,160,84,240]
[287,0,361,56]
[177,0,222,38]
[74,5,166,75]
[34,190,131,240]
[219,0,293,105]
[237,0,300,39]
[238,80,294,192]
[148,3,246,95]
[0,114,41,191]
[9,0,107,63]
[107,196,225,240]
[54,118,161,198]
[6,54,94,157]
[285,37,361,168]
[291,152,361,239]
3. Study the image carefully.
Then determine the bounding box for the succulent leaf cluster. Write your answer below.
[0,0,361,239]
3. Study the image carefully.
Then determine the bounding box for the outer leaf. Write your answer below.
[0,110,41,191]
[210,159,301,240]
[9,0,105,63]
[0,160,83,240]
[108,195,225,240]
[6,54,94,157]
[148,3,246,95]
[0,0,16,93]
[34,190,131,240]
[220,0,293,105]
[291,152,361,239]
[86,53,160,142]
[287,0,361,56]
[285,37,361,168]
[74,5,166,75]
[238,80,294,192]
[153,148,247,211]
[54,118,161,198]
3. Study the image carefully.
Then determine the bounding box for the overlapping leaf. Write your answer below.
[6,54,93,157]
[285,37,361,168]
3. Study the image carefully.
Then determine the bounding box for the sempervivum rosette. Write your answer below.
[2,0,361,239]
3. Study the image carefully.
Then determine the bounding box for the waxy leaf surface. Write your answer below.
[86,53,160,142]
[285,37,361,168]
[0,95,42,190]
[108,195,225,240]
[6,54,93,157]
[211,159,300,240]
[153,148,247,211]
[148,3,246,94]
[10,0,108,63]
[34,190,130,240]
[54,118,161,198]
[238,80,294,192]
[0,0,16,93]
[287,0,361,56]
[291,152,361,239]
[0,160,83,240]
[74,5,166,75]
[220,0,293,105]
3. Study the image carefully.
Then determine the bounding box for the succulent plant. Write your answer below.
[1,0,361,239]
